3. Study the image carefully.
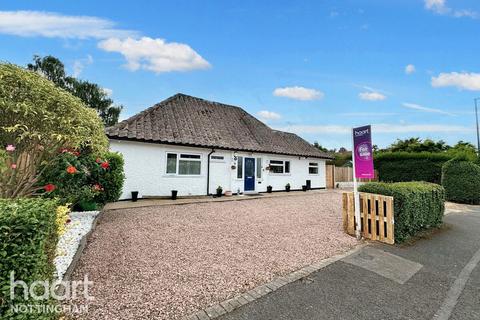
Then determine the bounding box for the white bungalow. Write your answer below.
[106,94,332,200]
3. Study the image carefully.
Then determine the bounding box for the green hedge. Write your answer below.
[358,182,445,242]
[375,152,453,184]
[442,159,480,204]
[0,198,59,319]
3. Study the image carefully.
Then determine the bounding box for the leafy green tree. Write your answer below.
[0,63,107,198]
[387,137,449,153]
[313,141,329,152]
[28,55,122,126]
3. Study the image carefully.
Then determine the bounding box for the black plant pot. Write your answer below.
[171,190,178,200]
[302,185,307,192]
[216,189,223,197]
[131,191,139,202]
[285,186,291,192]
[267,186,273,193]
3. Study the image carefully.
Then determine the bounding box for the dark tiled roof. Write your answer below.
[106,93,333,159]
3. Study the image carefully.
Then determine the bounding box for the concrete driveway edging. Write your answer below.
[185,243,367,320]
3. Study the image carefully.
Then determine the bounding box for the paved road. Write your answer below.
[219,207,480,320]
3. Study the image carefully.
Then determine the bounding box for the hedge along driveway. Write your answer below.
[67,191,358,320]
[359,182,445,242]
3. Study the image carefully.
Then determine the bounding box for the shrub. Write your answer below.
[441,159,480,204]
[90,152,125,205]
[39,150,124,208]
[0,198,59,319]
[358,181,445,242]
[0,63,108,198]
[55,205,70,236]
[374,152,453,184]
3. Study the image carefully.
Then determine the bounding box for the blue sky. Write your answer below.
[1,0,480,149]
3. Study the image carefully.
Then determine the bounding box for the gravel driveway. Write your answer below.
[69,191,358,319]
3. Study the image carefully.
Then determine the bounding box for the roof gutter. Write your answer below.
[206,148,215,195]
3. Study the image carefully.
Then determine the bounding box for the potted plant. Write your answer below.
[302,185,307,192]
[216,186,223,197]
[171,190,178,200]
[267,185,273,193]
[285,183,291,192]
[131,191,139,202]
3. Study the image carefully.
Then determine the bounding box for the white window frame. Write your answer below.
[165,152,202,176]
[236,156,244,180]
[268,160,291,175]
[308,162,319,175]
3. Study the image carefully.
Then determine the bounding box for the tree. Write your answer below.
[27,55,123,126]
[387,138,449,153]
[0,63,108,198]
[313,142,329,152]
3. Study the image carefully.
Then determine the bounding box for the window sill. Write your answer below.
[163,174,204,178]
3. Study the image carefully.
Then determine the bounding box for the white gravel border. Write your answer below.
[54,211,99,281]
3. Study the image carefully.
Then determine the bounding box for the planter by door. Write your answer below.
[285,185,291,192]
[302,185,307,192]
[131,191,139,202]
[171,190,178,200]
[267,186,273,193]
[216,188,223,197]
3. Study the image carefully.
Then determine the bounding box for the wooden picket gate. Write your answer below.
[342,192,395,244]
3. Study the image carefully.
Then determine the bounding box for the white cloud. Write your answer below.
[358,92,386,101]
[277,123,474,135]
[402,102,454,116]
[273,86,324,101]
[72,54,93,77]
[98,37,211,73]
[425,0,449,14]
[431,72,480,91]
[257,110,281,121]
[102,88,113,97]
[0,11,136,39]
[405,64,416,75]
[424,0,478,18]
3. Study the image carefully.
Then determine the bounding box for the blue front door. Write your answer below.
[244,157,255,191]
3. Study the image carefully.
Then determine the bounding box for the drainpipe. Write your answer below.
[206,149,215,195]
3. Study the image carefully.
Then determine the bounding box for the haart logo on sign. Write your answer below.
[353,125,374,179]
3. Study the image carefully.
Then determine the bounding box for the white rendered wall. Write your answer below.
[110,139,327,199]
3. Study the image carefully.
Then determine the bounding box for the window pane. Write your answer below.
[167,153,177,173]
[309,167,318,174]
[180,154,201,159]
[285,161,290,173]
[237,156,243,179]
[179,160,201,175]
[256,158,262,179]
[309,162,318,167]
[211,155,224,160]
[270,165,283,174]
[270,160,283,165]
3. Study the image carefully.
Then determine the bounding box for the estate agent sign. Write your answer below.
[352,125,374,179]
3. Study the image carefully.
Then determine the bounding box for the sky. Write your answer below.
[1,0,480,150]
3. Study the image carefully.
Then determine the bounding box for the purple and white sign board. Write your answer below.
[353,125,374,179]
